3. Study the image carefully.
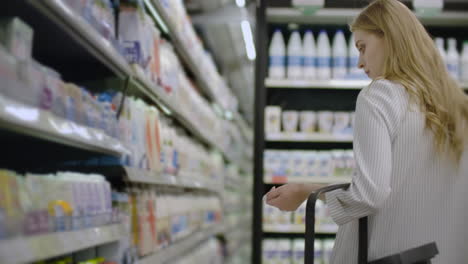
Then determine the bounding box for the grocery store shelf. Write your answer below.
[131,71,237,166]
[264,176,352,185]
[263,224,337,235]
[266,79,468,90]
[148,0,221,107]
[266,78,370,89]
[29,0,132,78]
[0,94,128,157]
[7,0,247,168]
[138,224,226,264]
[126,167,223,193]
[0,224,123,264]
[266,133,353,143]
[267,7,468,26]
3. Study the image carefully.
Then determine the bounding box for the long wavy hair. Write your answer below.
[351,0,468,162]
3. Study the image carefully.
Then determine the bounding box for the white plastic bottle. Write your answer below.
[315,240,324,264]
[269,30,286,79]
[287,30,304,79]
[461,41,468,83]
[303,30,317,80]
[278,239,292,264]
[292,239,305,264]
[317,30,331,80]
[332,30,347,80]
[323,239,335,264]
[348,33,361,78]
[447,38,460,81]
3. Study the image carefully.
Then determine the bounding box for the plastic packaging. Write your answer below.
[269,30,286,79]
[292,239,305,264]
[0,17,34,60]
[303,30,317,80]
[282,110,299,133]
[265,106,282,134]
[332,112,351,135]
[287,31,304,79]
[300,111,317,133]
[332,30,347,79]
[317,30,331,80]
[318,111,334,134]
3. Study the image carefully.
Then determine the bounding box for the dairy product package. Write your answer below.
[292,239,305,264]
[318,111,334,133]
[318,152,333,177]
[269,30,286,79]
[314,240,324,263]
[332,30,347,79]
[0,17,34,60]
[293,201,306,225]
[16,59,46,108]
[265,106,282,134]
[119,4,146,66]
[306,151,319,177]
[287,31,304,79]
[0,46,22,99]
[303,30,317,80]
[282,110,299,133]
[333,112,350,135]
[278,239,292,264]
[323,239,335,264]
[263,239,280,264]
[300,111,317,133]
[292,151,306,177]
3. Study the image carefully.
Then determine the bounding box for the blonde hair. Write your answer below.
[351,0,468,162]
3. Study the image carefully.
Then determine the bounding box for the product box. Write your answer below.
[265,106,282,134]
[0,17,34,61]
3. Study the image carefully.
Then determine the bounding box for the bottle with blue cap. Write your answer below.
[332,29,347,80]
[269,29,286,79]
[317,30,331,80]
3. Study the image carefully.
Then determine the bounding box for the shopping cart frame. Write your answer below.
[304,183,439,264]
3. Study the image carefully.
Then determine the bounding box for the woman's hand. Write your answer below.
[265,183,327,211]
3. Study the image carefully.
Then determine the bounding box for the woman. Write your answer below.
[265,0,468,263]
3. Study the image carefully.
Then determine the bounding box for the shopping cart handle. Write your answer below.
[305,183,351,264]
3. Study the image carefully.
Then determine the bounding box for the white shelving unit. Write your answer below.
[265,78,371,89]
[264,176,352,185]
[123,167,223,193]
[138,224,226,264]
[0,94,128,156]
[266,132,353,143]
[263,224,337,235]
[0,224,124,264]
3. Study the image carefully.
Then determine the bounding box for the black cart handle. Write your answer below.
[305,183,368,264]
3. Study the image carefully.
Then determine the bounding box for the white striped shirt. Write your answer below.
[325,79,468,264]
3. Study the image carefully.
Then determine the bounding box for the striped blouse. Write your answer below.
[325,79,468,264]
